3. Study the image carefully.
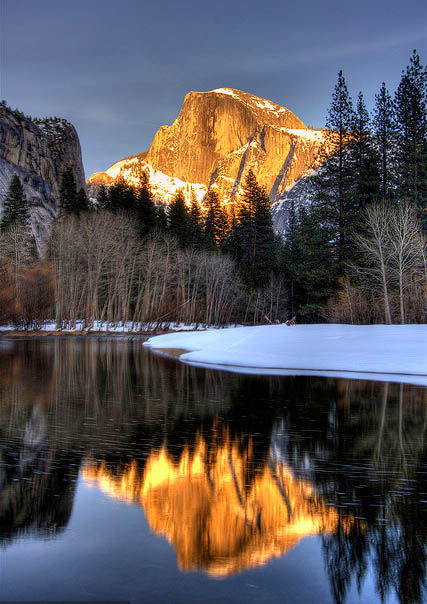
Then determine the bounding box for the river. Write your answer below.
[0,337,425,603]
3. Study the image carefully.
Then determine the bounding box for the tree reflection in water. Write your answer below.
[0,338,425,603]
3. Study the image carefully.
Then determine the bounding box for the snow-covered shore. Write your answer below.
[144,324,427,385]
[0,321,208,334]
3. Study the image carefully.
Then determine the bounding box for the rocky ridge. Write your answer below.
[0,103,86,250]
[88,88,328,225]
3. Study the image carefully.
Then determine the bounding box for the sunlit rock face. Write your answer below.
[0,104,86,251]
[83,433,351,576]
[86,170,114,201]
[88,88,327,209]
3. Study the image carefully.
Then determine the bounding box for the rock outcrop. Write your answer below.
[88,88,327,217]
[0,103,86,250]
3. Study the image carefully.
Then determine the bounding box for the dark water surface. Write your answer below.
[0,337,425,604]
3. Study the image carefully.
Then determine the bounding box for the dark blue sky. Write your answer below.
[1,0,425,178]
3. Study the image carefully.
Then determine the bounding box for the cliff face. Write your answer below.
[0,104,85,249]
[88,88,326,211]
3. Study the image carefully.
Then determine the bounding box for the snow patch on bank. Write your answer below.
[0,321,211,334]
[144,324,427,386]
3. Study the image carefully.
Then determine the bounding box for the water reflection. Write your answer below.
[83,429,352,576]
[0,338,425,604]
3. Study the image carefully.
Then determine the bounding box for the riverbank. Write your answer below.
[144,324,427,385]
[0,330,150,338]
[0,321,209,337]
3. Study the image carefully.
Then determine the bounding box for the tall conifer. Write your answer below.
[394,50,427,229]
[75,188,89,215]
[136,172,156,236]
[203,190,228,249]
[188,190,204,248]
[97,185,109,210]
[168,190,191,248]
[283,205,337,321]
[59,168,77,215]
[313,70,356,271]
[230,170,277,289]
[350,92,380,211]
[373,82,396,201]
[155,203,168,232]
[1,174,31,231]
[106,177,137,213]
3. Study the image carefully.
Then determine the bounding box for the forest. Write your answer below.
[0,51,425,329]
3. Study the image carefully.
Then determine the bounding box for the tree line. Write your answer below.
[0,165,286,328]
[0,50,425,328]
[283,50,426,323]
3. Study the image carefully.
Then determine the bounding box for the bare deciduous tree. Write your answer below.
[388,202,425,323]
[333,201,426,324]
[353,203,393,324]
[49,212,256,329]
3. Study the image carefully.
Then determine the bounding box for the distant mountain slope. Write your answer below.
[88,88,328,221]
[0,103,85,250]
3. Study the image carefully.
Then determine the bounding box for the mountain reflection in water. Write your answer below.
[83,430,353,576]
[0,338,425,604]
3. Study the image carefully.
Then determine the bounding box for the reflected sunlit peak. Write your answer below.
[82,433,354,576]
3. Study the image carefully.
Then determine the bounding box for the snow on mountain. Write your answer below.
[103,156,207,204]
[87,88,331,228]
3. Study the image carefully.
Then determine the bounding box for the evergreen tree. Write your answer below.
[105,176,138,213]
[283,204,337,321]
[155,203,168,232]
[229,170,277,289]
[313,70,356,272]
[394,50,427,229]
[97,185,109,210]
[59,168,77,215]
[350,92,380,212]
[168,190,191,248]
[188,190,204,249]
[0,174,31,231]
[75,188,89,215]
[281,201,302,317]
[136,172,156,237]
[253,193,278,287]
[373,82,396,201]
[203,190,228,249]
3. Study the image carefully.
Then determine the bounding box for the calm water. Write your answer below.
[0,337,425,604]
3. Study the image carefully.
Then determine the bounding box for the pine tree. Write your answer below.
[0,174,31,231]
[155,203,168,232]
[283,205,337,321]
[105,176,137,213]
[59,168,77,215]
[136,172,156,237]
[75,188,89,215]
[188,190,204,248]
[203,190,228,249]
[394,50,427,229]
[373,82,396,201]
[281,201,302,317]
[229,170,277,289]
[313,70,356,272]
[168,190,191,248]
[97,185,109,210]
[350,92,380,212]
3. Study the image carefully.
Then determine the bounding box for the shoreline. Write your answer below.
[144,324,427,386]
[0,329,199,338]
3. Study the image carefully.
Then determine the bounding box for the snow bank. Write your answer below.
[144,324,427,385]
